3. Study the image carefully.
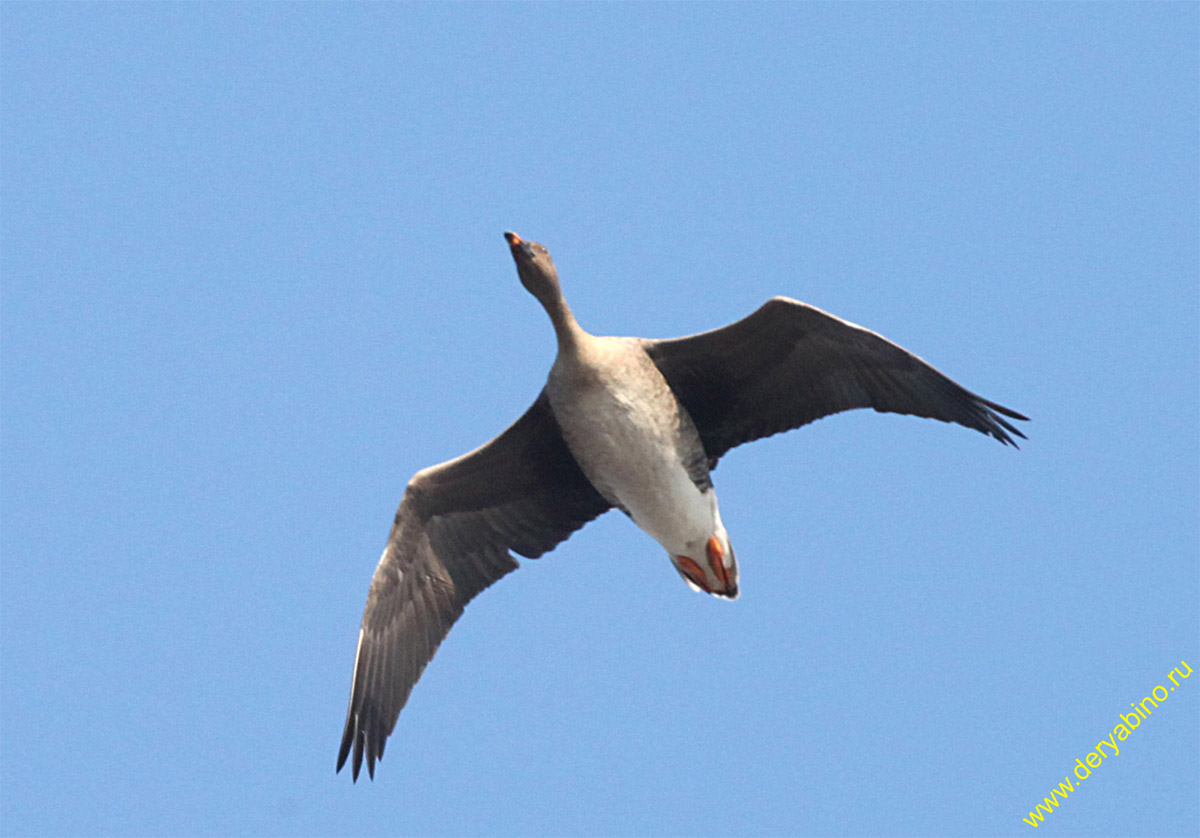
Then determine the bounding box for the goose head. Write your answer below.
[505,231,580,345]
[505,231,560,301]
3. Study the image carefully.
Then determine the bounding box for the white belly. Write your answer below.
[549,347,716,557]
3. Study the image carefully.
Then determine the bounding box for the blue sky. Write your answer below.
[2,4,1196,836]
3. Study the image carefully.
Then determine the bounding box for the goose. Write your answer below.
[337,231,1027,780]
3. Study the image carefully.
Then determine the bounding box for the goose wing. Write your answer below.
[337,391,610,780]
[643,296,1027,464]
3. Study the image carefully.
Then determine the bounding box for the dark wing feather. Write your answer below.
[643,297,1027,464]
[337,391,610,780]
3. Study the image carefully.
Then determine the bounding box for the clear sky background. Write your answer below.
[2,4,1197,837]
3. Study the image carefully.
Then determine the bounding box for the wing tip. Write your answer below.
[981,399,1029,448]
[336,734,352,777]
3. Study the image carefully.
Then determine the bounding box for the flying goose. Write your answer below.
[337,232,1027,780]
